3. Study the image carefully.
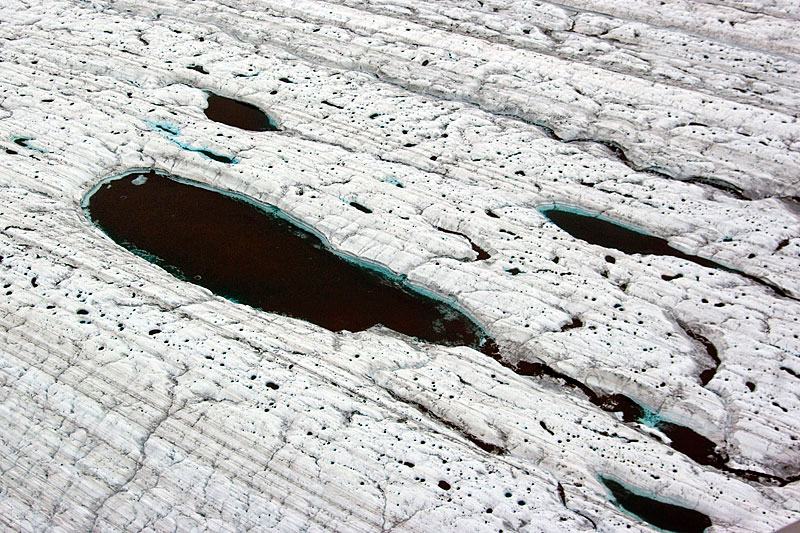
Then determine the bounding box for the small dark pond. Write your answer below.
[196,149,234,164]
[539,206,790,298]
[83,170,490,349]
[539,207,718,269]
[188,65,209,75]
[600,396,727,469]
[437,227,490,261]
[600,477,712,533]
[204,92,279,131]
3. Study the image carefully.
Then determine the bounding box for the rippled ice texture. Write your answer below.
[0,0,799,531]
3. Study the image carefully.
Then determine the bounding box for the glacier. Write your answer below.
[0,0,799,531]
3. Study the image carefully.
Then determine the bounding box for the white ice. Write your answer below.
[0,0,799,531]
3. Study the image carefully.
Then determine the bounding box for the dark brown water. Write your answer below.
[540,206,790,298]
[437,227,490,261]
[84,170,488,348]
[600,477,712,532]
[540,207,719,268]
[509,360,731,472]
[204,93,279,131]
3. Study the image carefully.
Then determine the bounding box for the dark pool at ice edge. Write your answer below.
[539,206,725,268]
[599,477,712,533]
[83,169,492,351]
[204,92,279,132]
[539,205,790,298]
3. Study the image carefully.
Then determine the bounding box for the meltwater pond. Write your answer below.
[539,206,718,267]
[540,205,793,298]
[204,92,279,131]
[600,477,712,533]
[83,170,489,349]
